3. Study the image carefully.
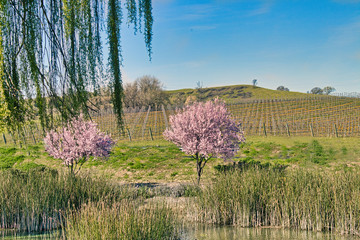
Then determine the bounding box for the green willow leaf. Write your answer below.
[0,0,153,139]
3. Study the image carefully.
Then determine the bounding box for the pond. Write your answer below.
[1,226,356,239]
[183,225,356,240]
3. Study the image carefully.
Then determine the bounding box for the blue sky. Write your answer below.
[117,0,360,93]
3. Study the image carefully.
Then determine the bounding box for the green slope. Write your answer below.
[167,84,311,104]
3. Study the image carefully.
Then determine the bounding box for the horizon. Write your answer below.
[110,0,360,93]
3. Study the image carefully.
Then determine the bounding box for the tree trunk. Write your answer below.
[196,153,203,185]
[197,166,201,185]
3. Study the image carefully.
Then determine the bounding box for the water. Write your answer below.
[1,226,356,240]
[0,230,58,239]
[182,225,356,240]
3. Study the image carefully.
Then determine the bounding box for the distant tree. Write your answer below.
[163,98,245,184]
[252,79,258,86]
[323,86,336,95]
[123,76,168,108]
[310,87,323,95]
[123,82,139,108]
[277,86,290,91]
[44,115,115,175]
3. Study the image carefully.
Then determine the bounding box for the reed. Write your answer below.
[64,201,180,240]
[196,167,360,236]
[0,168,143,233]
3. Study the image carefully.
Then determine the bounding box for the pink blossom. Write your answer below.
[44,114,115,173]
[163,98,245,184]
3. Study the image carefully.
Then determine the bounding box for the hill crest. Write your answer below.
[167,84,309,104]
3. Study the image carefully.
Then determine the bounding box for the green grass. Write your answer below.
[0,136,360,183]
[0,147,25,169]
[167,84,310,103]
[82,140,203,182]
[238,139,335,166]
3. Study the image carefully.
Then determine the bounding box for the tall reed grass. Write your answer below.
[0,168,144,233]
[64,201,180,240]
[196,167,360,236]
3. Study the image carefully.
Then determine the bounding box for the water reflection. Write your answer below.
[183,225,356,240]
[1,226,356,239]
[0,230,58,239]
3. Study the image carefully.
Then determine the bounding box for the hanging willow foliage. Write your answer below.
[0,0,152,134]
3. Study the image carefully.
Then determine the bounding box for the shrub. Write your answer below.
[44,115,115,174]
[276,86,289,91]
[310,87,323,94]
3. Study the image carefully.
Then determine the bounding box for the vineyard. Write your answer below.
[1,95,360,145]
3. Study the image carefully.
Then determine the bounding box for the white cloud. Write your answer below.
[329,18,360,46]
[174,3,218,21]
[190,25,217,31]
[248,1,273,16]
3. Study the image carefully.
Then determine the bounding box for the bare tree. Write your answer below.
[123,82,139,108]
[123,76,168,108]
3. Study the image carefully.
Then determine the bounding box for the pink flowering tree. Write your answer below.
[44,115,115,174]
[163,98,245,184]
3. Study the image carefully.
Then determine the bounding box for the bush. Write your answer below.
[310,87,323,94]
[276,86,289,91]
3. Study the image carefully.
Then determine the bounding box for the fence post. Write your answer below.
[310,123,314,137]
[29,126,37,144]
[285,123,290,137]
[149,127,154,141]
[142,106,151,139]
[126,128,132,141]
[263,123,267,137]
[162,105,169,129]
[9,132,16,145]
[17,131,23,148]
[2,133,6,145]
[334,124,339,138]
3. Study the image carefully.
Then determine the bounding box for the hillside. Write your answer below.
[3,84,359,145]
[90,84,312,111]
[167,84,310,104]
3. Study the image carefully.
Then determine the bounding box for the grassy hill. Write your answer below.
[93,84,323,110]
[167,84,310,104]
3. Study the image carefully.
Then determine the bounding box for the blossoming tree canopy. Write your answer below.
[44,115,115,174]
[163,98,245,184]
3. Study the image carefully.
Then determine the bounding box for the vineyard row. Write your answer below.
[2,96,360,145]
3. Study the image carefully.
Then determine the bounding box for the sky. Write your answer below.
[116,0,360,93]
